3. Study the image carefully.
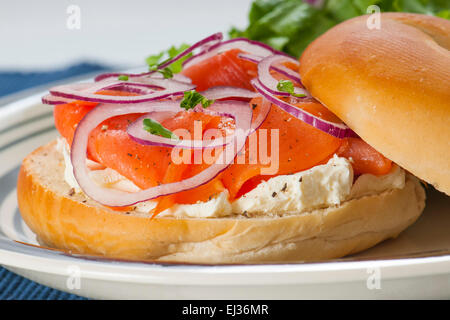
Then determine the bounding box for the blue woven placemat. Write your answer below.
[0,62,108,300]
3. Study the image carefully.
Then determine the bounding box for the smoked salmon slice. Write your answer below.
[182,49,258,91]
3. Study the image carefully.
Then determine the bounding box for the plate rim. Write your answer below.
[2,240,450,286]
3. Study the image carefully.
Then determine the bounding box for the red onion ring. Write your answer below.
[197,97,270,135]
[71,101,252,207]
[42,94,74,105]
[42,80,163,105]
[238,53,302,85]
[201,86,257,100]
[158,32,223,70]
[249,97,271,134]
[257,55,308,98]
[128,114,233,149]
[49,78,195,104]
[43,80,120,105]
[94,33,223,82]
[251,79,357,139]
[127,102,234,149]
[100,84,157,96]
[95,71,193,83]
[182,37,293,69]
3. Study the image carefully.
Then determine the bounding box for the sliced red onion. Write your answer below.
[127,111,179,145]
[251,79,357,138]
[42,81,118,105]
[257,55,308,98]
[158,32,223,70]
[127,108,234,149]
[101,83,159,95]
[95,71,192,83]
[71,100,252,207]
[182,38,293,69]
[138,110,177,124]
[42,94,74,105]
[43,79,166,105]
[169,73,192,83]
[249,97,271,134]
[49,78,195,104]
[94,33,223,82]
[238,53,302,85]
[201,86,257,100]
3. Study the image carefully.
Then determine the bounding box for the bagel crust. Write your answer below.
[17,140,426,264]
[299,13,450,195]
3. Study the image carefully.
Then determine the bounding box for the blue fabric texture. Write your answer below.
[0,62,108,300]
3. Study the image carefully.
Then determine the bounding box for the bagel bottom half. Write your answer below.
[17,140,426,264]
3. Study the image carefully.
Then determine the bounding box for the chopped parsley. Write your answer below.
[148,65,174,79]
[145,52,164,67]
[118,75,129,81]
[158,67,174,79]
[143,118,178,139]
[146,43,192,77]
[277,79,306,98]
[180,90,215,110]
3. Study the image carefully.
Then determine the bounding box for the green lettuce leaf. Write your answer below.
[230,0,449,58]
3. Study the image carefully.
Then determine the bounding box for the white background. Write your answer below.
[0,0,252,71]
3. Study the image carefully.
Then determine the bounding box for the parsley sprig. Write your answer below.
[148,65,173,79]
[180,90,215,110]
[143,118,178,139]
[146,43,192,79]
[277,79,306,98]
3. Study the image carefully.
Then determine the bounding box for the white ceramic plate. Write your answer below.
[0,88,449,300]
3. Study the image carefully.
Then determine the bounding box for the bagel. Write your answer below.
[17,140,425,263]
[299,13,450,195]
